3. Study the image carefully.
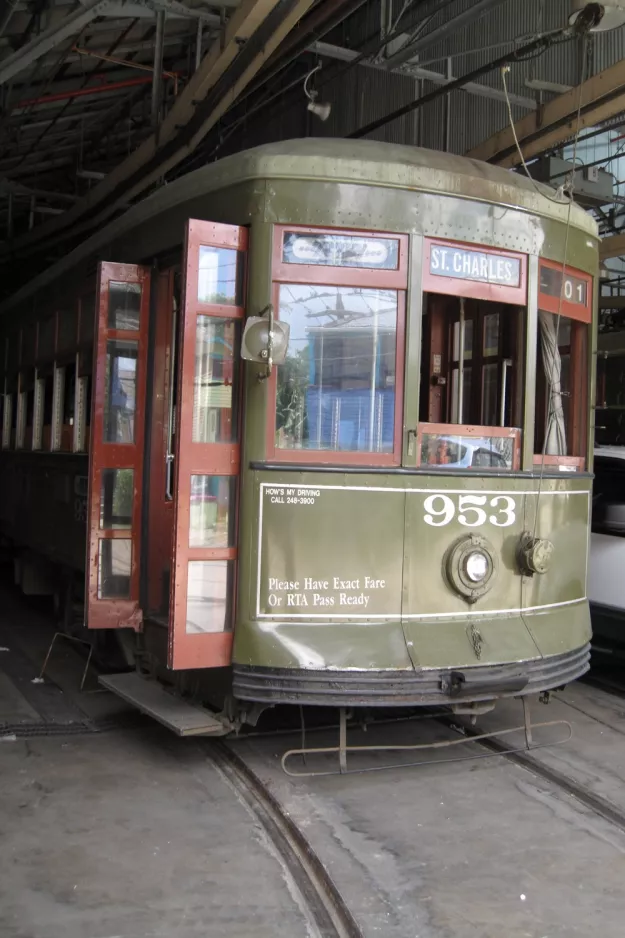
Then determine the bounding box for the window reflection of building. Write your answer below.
[110,355,136,443]
[192,319,235,444]
[276,285,398,454]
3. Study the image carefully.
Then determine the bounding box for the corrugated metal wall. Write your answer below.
[224,0,625,158]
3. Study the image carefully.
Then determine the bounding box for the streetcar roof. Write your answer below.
[0,138,597,316]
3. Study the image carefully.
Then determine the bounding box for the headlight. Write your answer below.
[464,551,489,583]
[445,535,497,603]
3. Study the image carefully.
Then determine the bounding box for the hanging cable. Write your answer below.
[500,65,569,204]
[530,34,590,542]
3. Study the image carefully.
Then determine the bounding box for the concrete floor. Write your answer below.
[1,728,317,938]
[234,700,625,938]
[0,587,315,938]
[2,585,625,938]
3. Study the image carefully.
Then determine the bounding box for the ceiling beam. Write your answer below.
[0,0,309,254]
[600,231,625,260]
[383,0,510,70]
[113,0,318,203]
[467,59,625,167]
[0,0,116,84]
[310,40,536,110]
[0,0,221,85]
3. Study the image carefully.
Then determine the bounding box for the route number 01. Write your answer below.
[423,494,516,528]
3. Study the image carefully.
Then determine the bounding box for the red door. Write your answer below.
[86,262,150,629]
[169,220,246,669]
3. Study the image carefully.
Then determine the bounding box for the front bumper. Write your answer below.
[233,643,590,706]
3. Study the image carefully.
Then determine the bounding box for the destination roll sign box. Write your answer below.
[430,245,521,287]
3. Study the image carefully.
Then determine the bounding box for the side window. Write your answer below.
[63,361,76,427]
[534,261,591,470]
[534,312,588,468]
[2,392,12,449]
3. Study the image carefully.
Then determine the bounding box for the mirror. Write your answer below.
[241,305,290,380]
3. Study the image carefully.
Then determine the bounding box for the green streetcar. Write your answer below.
[0,139,598,730]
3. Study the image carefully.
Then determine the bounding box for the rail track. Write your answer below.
[447,715,625,836]
[209,741,363,938]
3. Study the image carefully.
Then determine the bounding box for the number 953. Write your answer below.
[423,493,516,528]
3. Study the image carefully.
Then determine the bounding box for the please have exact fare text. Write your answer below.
[266,576,387,609]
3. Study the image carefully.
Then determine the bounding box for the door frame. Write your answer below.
[86,262,150,630]
[168,220,247,670]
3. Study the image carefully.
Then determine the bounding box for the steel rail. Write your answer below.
[443,714,625,836]
[210,740,364,938]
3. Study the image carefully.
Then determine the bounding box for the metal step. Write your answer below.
[99,672,229,737]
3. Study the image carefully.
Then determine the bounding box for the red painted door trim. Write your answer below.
[168,220,246,670]
[86,262,150,630]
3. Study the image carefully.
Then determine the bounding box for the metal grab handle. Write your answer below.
[458,298,465,423]
[165,297,178,497]
[500,358,512,427]
[165,453,174,501]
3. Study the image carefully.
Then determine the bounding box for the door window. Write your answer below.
[192,317,239,444]
[85,262,150,631]
[534,311,588,468]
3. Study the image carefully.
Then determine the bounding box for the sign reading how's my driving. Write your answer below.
[257,483,402,618]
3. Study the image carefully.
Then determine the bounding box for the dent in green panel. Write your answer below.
[402,615,541,670]
[522,602,591,658]
[232,619,414,670]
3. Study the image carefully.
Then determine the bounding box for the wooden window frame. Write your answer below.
[272,225,408,289]
[532,455,585,470]
[168,220,247,670]
[268,225,409,467]
[420,293,524,460]
[86,262,150,631]
[416,422,522,470]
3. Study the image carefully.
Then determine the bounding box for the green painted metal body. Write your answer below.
[236,473,591,673]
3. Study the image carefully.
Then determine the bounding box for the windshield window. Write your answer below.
[276,284,398,454]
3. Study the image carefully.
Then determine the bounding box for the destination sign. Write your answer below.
[283,233,399,270]
[430,245,521,287]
